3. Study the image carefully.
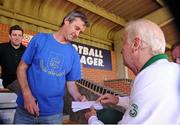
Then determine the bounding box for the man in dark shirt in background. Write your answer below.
[0,25,26,94]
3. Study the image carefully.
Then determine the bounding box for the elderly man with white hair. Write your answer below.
[85,19,180,124]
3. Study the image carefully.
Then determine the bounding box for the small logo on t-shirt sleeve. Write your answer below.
[129,103,138,117]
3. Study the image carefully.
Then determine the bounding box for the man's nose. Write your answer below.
[75,31,80,37]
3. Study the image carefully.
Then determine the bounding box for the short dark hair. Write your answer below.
[9,25,24,35]
[171,41,180,51]
[60,10,89,27]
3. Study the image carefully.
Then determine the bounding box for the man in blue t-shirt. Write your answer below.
[14,10,89,124]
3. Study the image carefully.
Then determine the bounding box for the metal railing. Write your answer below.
[76,79,130,97]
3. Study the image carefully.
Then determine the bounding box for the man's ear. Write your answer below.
[8,34,11,39]
[132,37,141,52]
[64,19,69,25]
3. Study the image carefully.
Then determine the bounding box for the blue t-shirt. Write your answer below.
[17,33,81,116]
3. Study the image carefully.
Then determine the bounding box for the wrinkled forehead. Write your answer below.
[73,18,86,29]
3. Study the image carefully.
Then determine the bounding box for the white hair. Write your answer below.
[125,19,166,55]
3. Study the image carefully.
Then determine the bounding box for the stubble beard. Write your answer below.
[66,34,75,42]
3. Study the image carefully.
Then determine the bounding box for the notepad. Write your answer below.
[72,101,103,112]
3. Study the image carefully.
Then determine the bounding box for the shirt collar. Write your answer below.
[139,54,168,72]
[9,42,23,50]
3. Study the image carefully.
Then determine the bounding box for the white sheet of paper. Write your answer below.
[72,101,103,112]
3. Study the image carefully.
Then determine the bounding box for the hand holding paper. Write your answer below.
[72,101,103,112]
